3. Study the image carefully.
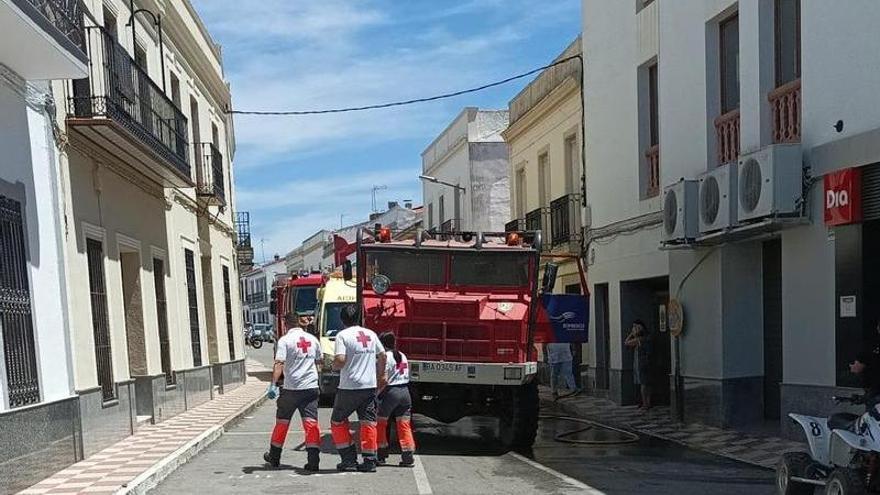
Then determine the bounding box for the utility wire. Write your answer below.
[226,54,582,116]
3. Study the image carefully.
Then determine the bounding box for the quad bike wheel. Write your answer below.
[825,468,867,495]
[776,452,814,495]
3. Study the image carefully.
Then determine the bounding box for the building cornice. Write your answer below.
[502,78,581,143]
[67,138,166,199]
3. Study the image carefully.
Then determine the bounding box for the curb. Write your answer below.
[540,396,777,471]
[118,389,268,495]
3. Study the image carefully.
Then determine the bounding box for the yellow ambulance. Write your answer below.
[316,272,357,400]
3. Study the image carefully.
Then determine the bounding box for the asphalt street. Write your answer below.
[153,345,775,494]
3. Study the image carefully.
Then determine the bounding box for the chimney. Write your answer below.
[274,254,280,261]
[369,212,381,221]
[404,200,413,209]
[387,201,398,210]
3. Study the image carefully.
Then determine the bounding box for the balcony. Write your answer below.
[246,292,266,305]
[645,144,660,198]
[505,218,524,232]
[550,194,582,250]
[67,26,191,188]
[0,0,88,79]
[440,218,458,232]
[525,206,550,233]
[714,108,740,166]
[769,79,801,144]
[235,212,254,269]
[195,142,225,205]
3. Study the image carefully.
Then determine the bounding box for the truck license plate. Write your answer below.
[421,363,464,373]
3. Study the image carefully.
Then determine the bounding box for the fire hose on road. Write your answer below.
[539,414,641,445]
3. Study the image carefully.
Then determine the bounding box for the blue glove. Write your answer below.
[266,384,279,400]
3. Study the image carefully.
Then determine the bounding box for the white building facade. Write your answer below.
[584,0,880,435]
[241,257,286,327]
[0,0,89,490]
[422,108,510,233]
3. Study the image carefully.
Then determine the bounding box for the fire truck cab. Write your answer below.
[348,227,557,449]
[270,271,325,340]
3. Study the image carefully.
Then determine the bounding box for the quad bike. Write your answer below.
[778,394,880,495]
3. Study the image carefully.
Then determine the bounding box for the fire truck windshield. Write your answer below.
[291,287,318,315]
[450,252,531,287]
[365,250,444,285]
[322,302,347,337]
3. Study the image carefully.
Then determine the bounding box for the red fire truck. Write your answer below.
[270,271,325,340]
[343,227,583,449]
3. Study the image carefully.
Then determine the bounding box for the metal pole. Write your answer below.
[129,0,135,46]
[157,14,166,92]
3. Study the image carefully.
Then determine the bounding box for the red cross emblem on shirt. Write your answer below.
[296,336,312,354]
[356,331,371,348]
[396,361,408,374]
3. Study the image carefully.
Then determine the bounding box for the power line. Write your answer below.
[226,54,582,116]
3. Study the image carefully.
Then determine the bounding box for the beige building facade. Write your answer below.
[502,37,584,294]
[57,0,244,457]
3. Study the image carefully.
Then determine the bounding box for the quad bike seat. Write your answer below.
[828,412,859,431]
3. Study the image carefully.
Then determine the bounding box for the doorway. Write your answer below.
[762,239,783,420]
[594,283,610,390]
[619,277,671,406]
[120,250,146,376]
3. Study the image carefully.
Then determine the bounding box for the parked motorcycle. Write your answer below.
[778,394,880,495]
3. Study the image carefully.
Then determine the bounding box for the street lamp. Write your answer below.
[127,1,166,92]
[418,175,466,194]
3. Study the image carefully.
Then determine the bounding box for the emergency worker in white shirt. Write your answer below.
[330,304,387,473]
[376,332,416,467]
[263,313,322,471]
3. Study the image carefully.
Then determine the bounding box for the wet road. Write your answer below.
[158,346,774,493]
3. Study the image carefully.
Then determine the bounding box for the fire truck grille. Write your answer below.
[397,323,523,363]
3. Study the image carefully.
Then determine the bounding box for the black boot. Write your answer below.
[263,446,282,468]
[303,447,320,472]
[357,456,377,473]
[336,446,358,472]
[399,451,415,467]
[376,448,388,466]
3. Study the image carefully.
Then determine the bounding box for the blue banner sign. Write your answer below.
[539,294,589,343]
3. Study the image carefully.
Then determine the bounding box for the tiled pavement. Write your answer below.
[17,361,270,495]
[541,387,807,469]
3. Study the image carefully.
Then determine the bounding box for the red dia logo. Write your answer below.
[824,168,862,226]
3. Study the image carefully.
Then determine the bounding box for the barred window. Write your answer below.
[86,237,115,401]
[0,196,40,408]
[185,249,202,366]
[153,258,174,385]
[222,266,235,360]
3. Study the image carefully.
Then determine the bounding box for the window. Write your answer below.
[212,123,220,149]
[134,44,148,72]
[648,64,659,147]
[0,197,40,408]
[515,168,526,218]
[438,195,445,225]
[170,73,181,108]
[538,153,550,206]
[450,252,531,287]
[184,249,202,367]
[223,266,235,359]
[103,7,117,39]
[775,0,801,87]
[86,237,115,401]
[719,14,740,113]
[564,136,577,194]
[365,250,445,286]
[322,303,347,337]
[153,258,174,385]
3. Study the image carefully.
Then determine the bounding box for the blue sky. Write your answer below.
[191,0,581,260]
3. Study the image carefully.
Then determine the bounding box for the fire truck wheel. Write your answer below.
[499,382,539,451]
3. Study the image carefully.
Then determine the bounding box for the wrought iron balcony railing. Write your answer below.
[22,0,86,55]
[68,26,190,179]
[195,142,225,204]
[769,79,801,144]
[550,193,582,249]
[440,218,458,232]
[505,218,524,232]
[525,207,550,234]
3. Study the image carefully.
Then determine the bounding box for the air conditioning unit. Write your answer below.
[737,144,803,222]
[698,163,738,234]
[662,179,699,243]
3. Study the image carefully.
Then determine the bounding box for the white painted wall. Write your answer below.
[0,73,75,409]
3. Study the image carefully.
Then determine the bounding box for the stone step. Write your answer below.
[136,415,153,428]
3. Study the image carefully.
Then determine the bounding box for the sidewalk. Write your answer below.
[17,360,270,495]
[540,386,806,469]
